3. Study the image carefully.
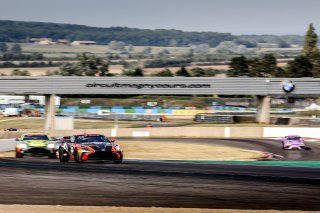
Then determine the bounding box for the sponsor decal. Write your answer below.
[282,80,295,93]
[86,83,211,89]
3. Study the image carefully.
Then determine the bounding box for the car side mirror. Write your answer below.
[110,139,115,143]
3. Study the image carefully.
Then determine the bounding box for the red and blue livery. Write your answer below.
[58,134,123,163]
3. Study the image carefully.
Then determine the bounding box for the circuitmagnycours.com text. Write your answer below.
[85,83,211,89]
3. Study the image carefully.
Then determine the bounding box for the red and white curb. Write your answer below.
[243,149,283,161]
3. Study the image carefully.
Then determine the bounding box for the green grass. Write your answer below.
[20,43,190,56]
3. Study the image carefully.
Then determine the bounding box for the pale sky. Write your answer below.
[0,0,319,35]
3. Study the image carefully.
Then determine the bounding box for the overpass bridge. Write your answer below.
[0,76,319,129]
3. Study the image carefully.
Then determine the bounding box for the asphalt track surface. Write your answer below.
[0,138,320,210]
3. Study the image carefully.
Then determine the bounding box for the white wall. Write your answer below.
[55,116,74,130]
[264,127,320,138]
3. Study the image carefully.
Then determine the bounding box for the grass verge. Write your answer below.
[0,117,285,130]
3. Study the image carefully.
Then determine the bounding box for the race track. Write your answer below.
[125,138,320,161]
[0,138,320,210]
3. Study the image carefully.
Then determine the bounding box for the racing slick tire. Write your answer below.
[59,148,69,162]
[15,152,23,158]
[48,153,56,159]
[113,153,123,164]
[15,148,23,158]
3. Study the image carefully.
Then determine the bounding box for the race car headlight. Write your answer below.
[115,145,121,151]
[47,143,55,149]
[17,143,28,149]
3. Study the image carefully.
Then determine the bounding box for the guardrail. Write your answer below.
[2,127,320,139]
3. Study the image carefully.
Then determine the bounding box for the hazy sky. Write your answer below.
[0,0,320,35]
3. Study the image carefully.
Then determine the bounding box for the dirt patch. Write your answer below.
[119,140,260,161]
[0,118,44,129]
[0,205,316,213]
[0,151,14,157]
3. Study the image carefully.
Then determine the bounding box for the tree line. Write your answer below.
[56,53,215,77]
[0,61,61,68]
[0,42,45,61]
[0,20,303,47]
[228,24,320,78]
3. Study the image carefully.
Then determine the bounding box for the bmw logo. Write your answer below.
[282,80,295,93]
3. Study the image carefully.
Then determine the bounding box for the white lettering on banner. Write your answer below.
[85,83,211,89]
[132,131,150,137]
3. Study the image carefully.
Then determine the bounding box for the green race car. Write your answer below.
[15,133,57,158]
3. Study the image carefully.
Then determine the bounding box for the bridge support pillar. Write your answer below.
[45,94,56,130]
[256,95,270,124]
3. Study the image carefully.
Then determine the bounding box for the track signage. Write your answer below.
[85,83,211,89]
[282,80,295,93]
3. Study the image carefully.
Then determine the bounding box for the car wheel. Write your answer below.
[15,152,23,158]
[48,153,56,159]
[59,149,69,162]
[113,153,123,164]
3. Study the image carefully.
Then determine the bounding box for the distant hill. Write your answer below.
[0,20,304,47]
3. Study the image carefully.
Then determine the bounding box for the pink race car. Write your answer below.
[282,135,309,150]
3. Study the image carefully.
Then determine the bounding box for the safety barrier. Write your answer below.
[0,105,294,115]
[48,127,320,139]
[1,127,320,139]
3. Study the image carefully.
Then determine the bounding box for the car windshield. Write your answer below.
[287,137,300,140]
[77,136,110,143]
[23,135,49,140]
